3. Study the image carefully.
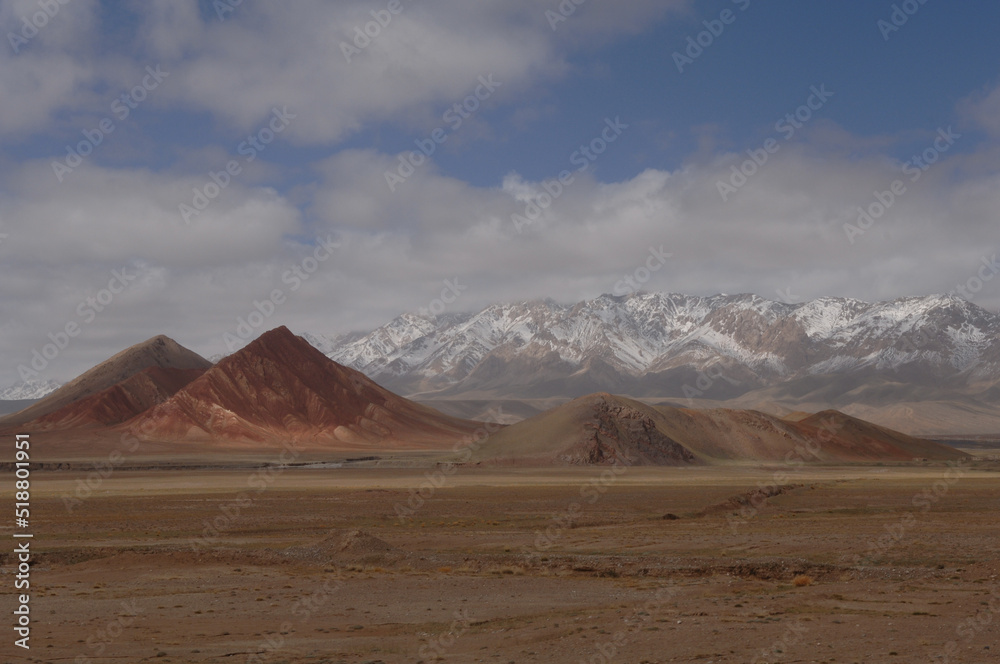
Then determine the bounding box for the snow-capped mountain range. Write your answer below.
[5,292,997,428]
[307,292,1000,400]
[0,378,63,401]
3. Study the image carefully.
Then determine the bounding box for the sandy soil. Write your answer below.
[4,461,1000,663]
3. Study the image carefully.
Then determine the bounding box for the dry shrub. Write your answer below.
[792,574,813,587]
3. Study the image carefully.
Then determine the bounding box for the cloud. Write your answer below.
[138,0,566,144]
[2,0,999,386]
[1,161,300,268]
[3,0,689,145]
[959,81,1000,138]
[297,131,1000,315]
[2,126,999,385]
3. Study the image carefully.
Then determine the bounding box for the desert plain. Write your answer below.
[5,449,1000,664]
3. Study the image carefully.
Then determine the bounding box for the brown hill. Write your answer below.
[713,374,1000,436]
[654,406,963,463]
[471,393,965,466]
[791,410,960,461]
[0,335,212,428]
[29,367,206,430]
[465,393,697,466]
[125,326,483,448]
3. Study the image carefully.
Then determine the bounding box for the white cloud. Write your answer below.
[2,0,999,387]
[960,81,1000,138]
[2,0,688,143]
[2,132,999,385]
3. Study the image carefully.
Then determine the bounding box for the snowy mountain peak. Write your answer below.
[0,379,63,400]
[320,292,1000,399]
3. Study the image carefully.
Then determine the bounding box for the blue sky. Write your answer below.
[2,0,1000,384]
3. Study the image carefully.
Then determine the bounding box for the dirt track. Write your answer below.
[5,463,1000,663]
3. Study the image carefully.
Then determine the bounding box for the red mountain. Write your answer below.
[0,335,213,429]
[125,326,483,448]
[30,366,206,430]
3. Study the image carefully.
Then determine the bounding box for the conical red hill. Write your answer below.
[27,366,205,430]
[0,335,212,428]
[127,326,483,447]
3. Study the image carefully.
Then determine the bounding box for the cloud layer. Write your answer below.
[1,0,998,385]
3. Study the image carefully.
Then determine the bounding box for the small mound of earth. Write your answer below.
[697,484,805,517]
[285,529,403,564]
[561,398,697,466]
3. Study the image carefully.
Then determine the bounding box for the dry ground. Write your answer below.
[3,461,1000,663]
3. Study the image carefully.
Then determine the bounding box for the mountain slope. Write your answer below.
[319,293,1000,398]
[28,367,206,430]
[126,326,483,448]
[0,335,213,428]
[311,292,1000,433]
[0,379,62,400]
[470,393,965,466]
[467,393,698,466]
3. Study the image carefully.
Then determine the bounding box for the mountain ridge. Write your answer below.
[122,326,484,448]
[470,393,965,466]
[0,335,213,428]
[310,292,996,392]
[302,292,1000,435]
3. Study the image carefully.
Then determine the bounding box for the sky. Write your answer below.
[2,0,1000,386]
